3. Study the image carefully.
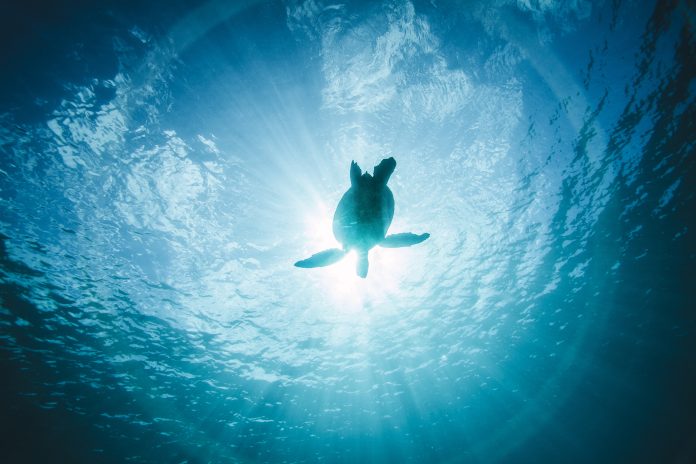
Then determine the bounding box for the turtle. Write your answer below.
[294,157,429,278]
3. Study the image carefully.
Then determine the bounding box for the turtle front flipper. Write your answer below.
[380,232,430,248]
[295,248,346,268]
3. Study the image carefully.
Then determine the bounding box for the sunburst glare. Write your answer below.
[1,0,693,463]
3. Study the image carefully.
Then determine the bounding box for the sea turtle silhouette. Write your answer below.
[295,157,429,278]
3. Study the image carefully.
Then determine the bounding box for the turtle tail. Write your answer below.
[356,251,369,278]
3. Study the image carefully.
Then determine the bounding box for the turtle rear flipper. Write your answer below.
[373,157,396,185]
[295,248,346,268]
[350,161,362,187]
[380,232,429,248]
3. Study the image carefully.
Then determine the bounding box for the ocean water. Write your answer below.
[1,0,694,463]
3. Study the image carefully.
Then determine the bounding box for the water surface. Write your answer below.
[1,1,694,462]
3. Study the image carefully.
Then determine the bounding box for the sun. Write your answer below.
[299,203,413,313]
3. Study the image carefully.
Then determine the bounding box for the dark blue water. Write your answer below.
[1,1,694,463]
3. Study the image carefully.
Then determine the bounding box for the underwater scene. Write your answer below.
[1,0,694,462]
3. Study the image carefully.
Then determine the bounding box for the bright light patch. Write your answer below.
[301,203,415,313]
[302,203,336,251]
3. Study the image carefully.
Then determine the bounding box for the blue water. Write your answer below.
[1,1,694,462]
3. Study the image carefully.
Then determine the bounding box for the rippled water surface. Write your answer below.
[1,0,694,462]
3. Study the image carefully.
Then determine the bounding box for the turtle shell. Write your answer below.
[332,183,394,251]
